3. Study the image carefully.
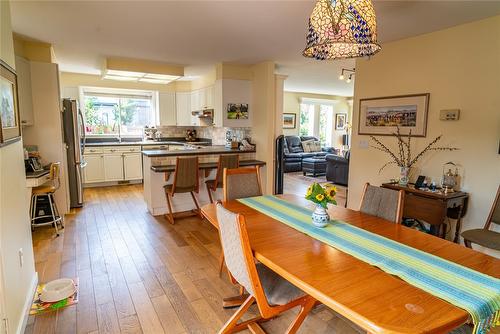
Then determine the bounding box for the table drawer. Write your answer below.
[404,193,446,226]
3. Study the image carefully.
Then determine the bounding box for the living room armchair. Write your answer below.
[326,151,350,187]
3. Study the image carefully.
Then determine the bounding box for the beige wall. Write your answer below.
[251,61,276,194]
[349,16,500,256]
[0,1,37,333]
[283,91,352,147]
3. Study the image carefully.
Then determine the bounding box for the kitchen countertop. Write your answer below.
[142,145,255,157]
[26,169,50,178]
[86,140,211,147]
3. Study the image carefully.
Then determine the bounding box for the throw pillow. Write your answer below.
[312,141,322,152]
[301,139,315,152]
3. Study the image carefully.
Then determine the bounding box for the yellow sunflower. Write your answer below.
[326,187,336,199]
[306,185,313,196]
[316,194,324,201]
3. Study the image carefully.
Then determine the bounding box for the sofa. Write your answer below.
[283,136,332,173]
[326,150,350,186]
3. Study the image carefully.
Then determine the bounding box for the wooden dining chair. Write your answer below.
[461,185,500,250]
[215,203,316,334]
[219,166,263,278]
[205,154,239,203]
[223,166,262,202]
[360,182,405,224]
[163,156,200,224]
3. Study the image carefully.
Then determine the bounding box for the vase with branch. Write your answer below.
[370,127,458,186]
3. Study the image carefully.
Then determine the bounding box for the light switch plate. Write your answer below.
[439,109,460,121]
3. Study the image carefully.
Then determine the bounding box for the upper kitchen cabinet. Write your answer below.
[175,91,192,126]
[158,92,176,126]
[213,79,252,128]
[190,85,215,111]
[15,56,34,126]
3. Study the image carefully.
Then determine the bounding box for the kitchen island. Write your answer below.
[142,146,265,216]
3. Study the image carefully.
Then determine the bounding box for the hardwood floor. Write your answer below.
[284,172,347,207]
[26,184,361,334]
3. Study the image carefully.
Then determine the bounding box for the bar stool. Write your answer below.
[205,154,239,203]
[164,156,201,224]
[30,162,64,236]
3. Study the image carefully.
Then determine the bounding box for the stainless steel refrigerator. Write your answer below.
[62,98,86,208]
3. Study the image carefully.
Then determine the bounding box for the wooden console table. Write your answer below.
[381,183,469,243]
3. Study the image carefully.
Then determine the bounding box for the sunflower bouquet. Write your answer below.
[305,183,337,209]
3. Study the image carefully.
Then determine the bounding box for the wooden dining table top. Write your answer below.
[200,195,500,334]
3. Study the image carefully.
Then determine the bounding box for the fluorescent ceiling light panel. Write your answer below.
[106,69,145,77]
[143,73,180,80]
[103,74,137,81]
[138,78,172,84]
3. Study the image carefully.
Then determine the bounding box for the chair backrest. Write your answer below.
[215,203,270,311]
[49,162,61,190]
[223,166,262,202]
[214,154,239,189]
[486,185,500,229]
[172,156,199,193]
[359,183,404,223]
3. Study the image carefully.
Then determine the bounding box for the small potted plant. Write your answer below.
[305,183,337,227]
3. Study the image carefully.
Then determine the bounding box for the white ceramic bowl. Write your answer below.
[40,278,76,303]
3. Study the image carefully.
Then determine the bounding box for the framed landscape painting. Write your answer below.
[358,93,429,137]
[0,60,21,145]
[282,113,296,129]
[227,103,249,120]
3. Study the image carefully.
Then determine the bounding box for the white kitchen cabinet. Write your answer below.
[123,153,143,180]
[104,154,124,181]
[158,92,176,126]
[190,89,201,112]
[83,154,105,183]
[15,56,34,126]
[176,92,192,126]
[205,85,215,109]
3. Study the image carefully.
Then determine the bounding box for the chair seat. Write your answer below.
[461,229,500,250]
[32,185,56,195]
[256,263,305,306]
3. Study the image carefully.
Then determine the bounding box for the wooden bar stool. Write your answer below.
[205,154,239,203]
[163,156,201,224]
[30,162,64,236]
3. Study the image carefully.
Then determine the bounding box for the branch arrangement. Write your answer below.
[370,127,458,173]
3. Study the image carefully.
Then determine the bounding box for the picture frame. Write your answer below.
[335,113,347,130]
[282,113,296,129]
[358,93,430,137]
[227,103,249,120]
[0,59,21,146]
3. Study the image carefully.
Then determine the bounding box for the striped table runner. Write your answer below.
[237,195,500,334]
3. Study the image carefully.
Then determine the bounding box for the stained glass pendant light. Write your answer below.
[303,0,381,60]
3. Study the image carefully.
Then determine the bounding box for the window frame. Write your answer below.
[79,86,158,138]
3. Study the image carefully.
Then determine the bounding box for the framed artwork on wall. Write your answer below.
[227,103,249,120]
[358,93,430,137]
[335,113,347,130]
[0,60,21,146]
[282,113,296,129]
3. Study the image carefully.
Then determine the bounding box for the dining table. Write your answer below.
[200,194,500,334]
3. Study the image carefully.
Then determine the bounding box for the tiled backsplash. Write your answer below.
[155,126,252,145]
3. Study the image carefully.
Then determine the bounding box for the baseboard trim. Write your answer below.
[16,272,38,334]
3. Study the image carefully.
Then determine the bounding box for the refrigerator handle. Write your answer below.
[76,164,83,204]
[78,109,86,155]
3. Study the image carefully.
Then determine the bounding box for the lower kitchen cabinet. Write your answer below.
[83,154,105,183]
[83,146,143,184]
[104,154,124,181]
[123,153,143,180]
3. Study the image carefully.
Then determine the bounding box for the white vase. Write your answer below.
[312,204,330,228]
[399,166,410,186]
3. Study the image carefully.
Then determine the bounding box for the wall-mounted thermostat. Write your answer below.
[439,109,460,121]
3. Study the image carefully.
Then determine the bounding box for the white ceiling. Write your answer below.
[10,1,500,96]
